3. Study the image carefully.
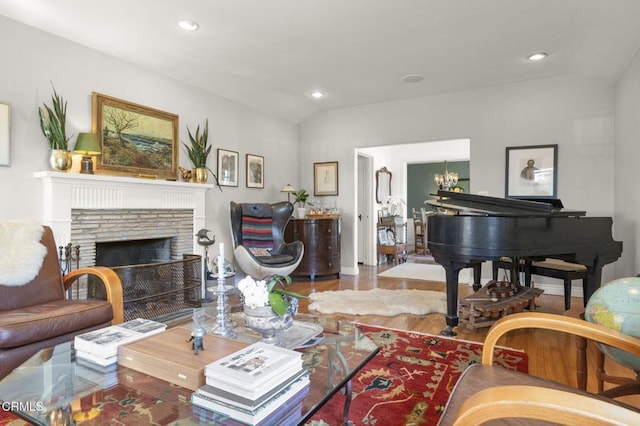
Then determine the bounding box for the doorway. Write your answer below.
[357,153,374,265]
[356,139,470,266]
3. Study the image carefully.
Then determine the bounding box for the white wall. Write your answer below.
[300,75,619,284]
[614,48,640,277]
[0,16,299,257]
[2,15,632,284]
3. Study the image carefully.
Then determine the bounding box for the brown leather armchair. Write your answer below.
[439,312,640,425]
[0,224,123,379]
[230,201,304,279]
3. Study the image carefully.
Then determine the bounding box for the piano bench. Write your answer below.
[492,258,587,311]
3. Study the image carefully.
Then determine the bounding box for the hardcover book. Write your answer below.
[74,363,118,390]
[192,374,309,425]
[204,341,302,389]
[198,369,308,411]
[75,350,118,367]
[74,318,167,358]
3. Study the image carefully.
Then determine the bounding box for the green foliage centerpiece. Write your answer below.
[238,275,307,344]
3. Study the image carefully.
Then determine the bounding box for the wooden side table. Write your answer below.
[377,243,407,264]
[377,220,407,264]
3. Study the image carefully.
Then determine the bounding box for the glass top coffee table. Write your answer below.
[0,317,379,425]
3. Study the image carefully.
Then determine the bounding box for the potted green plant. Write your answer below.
[293,189,313,219]
[39,84,72,170]
[183,119,218,184]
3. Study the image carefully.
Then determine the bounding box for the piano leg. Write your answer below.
[583,265,603,305]
[441,261,467,336]
[472,263,482,291]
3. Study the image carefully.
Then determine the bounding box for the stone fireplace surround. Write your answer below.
[35,171,213,270]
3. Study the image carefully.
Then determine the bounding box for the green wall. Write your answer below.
[407,161,470,218]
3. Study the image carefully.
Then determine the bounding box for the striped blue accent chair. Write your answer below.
[229,202,304,279]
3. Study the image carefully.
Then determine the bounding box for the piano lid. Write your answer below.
[426,190,586,217]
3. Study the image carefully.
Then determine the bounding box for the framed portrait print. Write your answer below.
[0,102,9,166]
[92,93,178,179]
[246,154,264,188]
[314,161,339,196]
[505,144,558,199]
[217,148,238,187]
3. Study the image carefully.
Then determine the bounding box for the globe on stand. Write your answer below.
[585,276,640,372]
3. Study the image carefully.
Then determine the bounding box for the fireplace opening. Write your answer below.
[96,238,172,267]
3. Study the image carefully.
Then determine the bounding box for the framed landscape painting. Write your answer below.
[92,93,178,179]
[217,148,238,187]
[246,154,264,188]
[505,144,558,199]
[314,161,339,196]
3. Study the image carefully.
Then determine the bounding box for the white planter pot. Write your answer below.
[297,207,307,219]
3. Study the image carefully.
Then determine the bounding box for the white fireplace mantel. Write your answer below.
[34,171,214,251]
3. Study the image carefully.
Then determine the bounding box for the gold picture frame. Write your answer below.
[314,161,339,196]
[92,92,178,179]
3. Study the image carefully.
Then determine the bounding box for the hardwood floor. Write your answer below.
[286,262,640,408]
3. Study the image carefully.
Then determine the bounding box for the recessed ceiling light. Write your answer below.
[177,20,199,31]
[401,74,424,83]
[310,91,325,99]
[528,52,548,61]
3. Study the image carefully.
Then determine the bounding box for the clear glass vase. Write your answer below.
[243,305,293,344]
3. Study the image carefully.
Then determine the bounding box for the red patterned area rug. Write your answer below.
[305,323,528,426]
[0,324,527,426]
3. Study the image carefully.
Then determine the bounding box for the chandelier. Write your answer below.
[433,161,458,190]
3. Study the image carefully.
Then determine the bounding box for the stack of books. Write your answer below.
[74,318,167,367]
[74,358,118,389]
[192,341,309,425]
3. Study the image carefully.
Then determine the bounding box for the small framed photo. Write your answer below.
[246,154,264,188]
[217,148,238,187]
[314,161,339,196]
[377,228,390,246]
[505,144,558,199]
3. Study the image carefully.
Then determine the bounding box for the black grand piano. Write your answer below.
[426,190,622,336]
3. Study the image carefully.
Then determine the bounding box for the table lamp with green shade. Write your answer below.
[74,133,101,174]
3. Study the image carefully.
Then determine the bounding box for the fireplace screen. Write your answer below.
[90,254,202,322]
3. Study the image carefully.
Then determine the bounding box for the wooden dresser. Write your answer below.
[285,217,341,280]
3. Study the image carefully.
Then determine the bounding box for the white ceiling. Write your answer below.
[2,0,640,123]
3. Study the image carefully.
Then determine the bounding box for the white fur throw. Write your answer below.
[308,288,448,316]
[0,219,47,286]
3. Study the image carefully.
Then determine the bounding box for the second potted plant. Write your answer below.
[183,119,217,184]
[39,84,72,171]
[293,189,313,219]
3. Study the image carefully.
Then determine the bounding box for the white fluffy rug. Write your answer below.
[0,219,46,286]
[308,288,447,316]
[377,262,472,284]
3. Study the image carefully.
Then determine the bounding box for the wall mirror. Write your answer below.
[376,166,391,203]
